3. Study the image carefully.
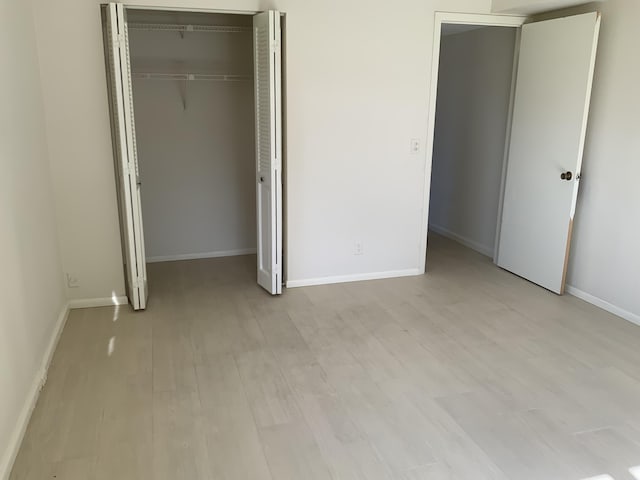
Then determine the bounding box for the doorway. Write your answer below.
[102,4,285,310]
[427,23,518,266]
[421,11,600,295]
[128,10,256,268]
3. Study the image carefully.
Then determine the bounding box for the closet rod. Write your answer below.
[132,72,251,82]
[128,23,251,34]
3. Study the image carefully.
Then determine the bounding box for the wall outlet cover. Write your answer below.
[66,273,79,288]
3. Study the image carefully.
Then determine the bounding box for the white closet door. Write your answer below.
[253,11,282,295]
[106,3,148,309]
[496,12,600,294]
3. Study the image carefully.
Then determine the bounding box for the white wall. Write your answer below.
[566,0,640,322]
[30,0,493,297]
[0,0,67,477]
[29,0,640,322]
[128,18,256,262]
[429,27,516,257]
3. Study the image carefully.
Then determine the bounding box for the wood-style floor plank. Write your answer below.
[10,236,640,479]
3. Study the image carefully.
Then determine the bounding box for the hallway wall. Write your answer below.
[429,26,516,257]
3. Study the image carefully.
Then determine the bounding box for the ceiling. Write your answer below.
[441,24,488,37]
[491,0,602,15]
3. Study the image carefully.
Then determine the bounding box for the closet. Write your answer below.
[102,4,283,310]
[129,11,255,264]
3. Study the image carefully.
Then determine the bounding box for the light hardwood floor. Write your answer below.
[10,235,640,480]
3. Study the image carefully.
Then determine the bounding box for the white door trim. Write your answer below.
[125,4,259,15]
[494,26,522,262]
[418,11,526,273]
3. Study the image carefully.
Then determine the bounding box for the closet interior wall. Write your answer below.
[428,26,516,258]
[128,10,256,263]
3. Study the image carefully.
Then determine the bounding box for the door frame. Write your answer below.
[126,5,258,14]
[419,12,526,272]
[106,4,289,297]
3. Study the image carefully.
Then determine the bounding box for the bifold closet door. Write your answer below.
[496,12,600,294]
[105,3,148,310]
[254,11,283,295]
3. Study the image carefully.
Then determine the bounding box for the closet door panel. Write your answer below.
[254,11,282,295]
[105,3,148,309]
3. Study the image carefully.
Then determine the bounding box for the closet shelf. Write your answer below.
[133,72,251,82]
[129,23,251,34]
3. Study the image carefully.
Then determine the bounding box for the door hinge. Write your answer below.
[133,276,144,289]
[270,40,279,53]
[116,33,126,49]
[125,162,135,177]
[125,163,141,186]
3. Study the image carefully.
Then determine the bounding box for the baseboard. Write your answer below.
[565,285,640,327]
[286,268,422,288]
[146,248,257,263]
[68,296,128,309]
[428,223,495,258]
[0,302,70,480]
[429,223,495,258]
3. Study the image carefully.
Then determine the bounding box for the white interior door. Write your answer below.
[496,12,600,294]
[253,11,283,295]
[106,3,148,309]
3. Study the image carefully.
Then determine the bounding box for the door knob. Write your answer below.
[560,171,573,181]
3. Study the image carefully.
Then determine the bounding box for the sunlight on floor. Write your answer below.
[582,469,640,480]
[111,291,120,322]
[107,336,115,357]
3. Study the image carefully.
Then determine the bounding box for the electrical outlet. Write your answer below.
[354,242,364,256]
[66,273,80,288]
[410,138,420,154]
